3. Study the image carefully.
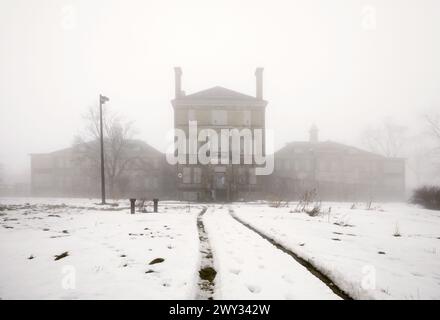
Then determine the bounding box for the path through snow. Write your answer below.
[203,205,341,299]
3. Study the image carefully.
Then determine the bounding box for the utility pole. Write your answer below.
[99,94,109,204]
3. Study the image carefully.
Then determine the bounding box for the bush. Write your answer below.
[411,186,440,210]
[305,202,321,217]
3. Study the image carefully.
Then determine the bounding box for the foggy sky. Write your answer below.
[1,0,440,181]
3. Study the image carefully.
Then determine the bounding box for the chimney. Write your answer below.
[255,67,264,100]
[309,124,318,143]
[174,67,182,99]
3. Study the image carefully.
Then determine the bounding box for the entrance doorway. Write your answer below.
[214,172,227,201]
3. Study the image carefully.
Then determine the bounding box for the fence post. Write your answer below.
[153,198,159,213]
[129,198,136,214]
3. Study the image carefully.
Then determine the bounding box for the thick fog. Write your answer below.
[1,0,440,190]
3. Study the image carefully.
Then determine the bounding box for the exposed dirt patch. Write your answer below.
[54,251,69,261]
[333,222,354,227]
[149,258,164,265]
[196,207,216,300]
[199,267,217,282]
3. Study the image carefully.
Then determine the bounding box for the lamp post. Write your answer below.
[99,94,109,204]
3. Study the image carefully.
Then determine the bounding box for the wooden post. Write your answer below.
[130,198,136,214]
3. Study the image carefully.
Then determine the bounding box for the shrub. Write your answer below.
[306,202,322,217]
[293,189,318,213]
[411,186,440,210]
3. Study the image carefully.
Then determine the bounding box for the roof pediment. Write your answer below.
[172,86,267,108]
[180,86,258,101]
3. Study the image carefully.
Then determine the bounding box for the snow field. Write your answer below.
[0,199,201,299]
[233,202,440,299]
[2,198,439,300]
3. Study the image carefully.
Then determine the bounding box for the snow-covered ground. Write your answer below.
[232,202,440,300]
[1,198,439,300]
[0,198,201,299]
[203,206,339,299]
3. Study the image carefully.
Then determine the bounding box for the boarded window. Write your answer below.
[182,167,191,183]
[238,167,246,184]
[249,167,257,185]
[243,110,251,126]
[193,167,202,184]
[211,110,227,125]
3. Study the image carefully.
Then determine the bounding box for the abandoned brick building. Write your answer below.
[270,125,405,201]
[30,140,173,198]
[171,67,268,201]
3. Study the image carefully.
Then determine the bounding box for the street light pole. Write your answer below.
[99,94,109,205]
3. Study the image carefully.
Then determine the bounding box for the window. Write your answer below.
[211,110,227,125]
[193,167,202,184]
[238,167,246,184]
[249,167,257,185]
[243,110,251,126]
[182,167,191,183]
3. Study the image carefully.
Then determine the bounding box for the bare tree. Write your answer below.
[361,120,408,157]
[73,105,139,198]
[425,113,440,148]
[424,112,440,177]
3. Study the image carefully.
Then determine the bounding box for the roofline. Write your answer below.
[171,99,268,108]
[274,140,406,160]
[29,139,165,157]
[171,85,268,108]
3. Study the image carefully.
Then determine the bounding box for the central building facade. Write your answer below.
[171,67,268,201]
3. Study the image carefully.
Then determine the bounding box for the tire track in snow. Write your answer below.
[229,208,353,300]
[196,206,217,300]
